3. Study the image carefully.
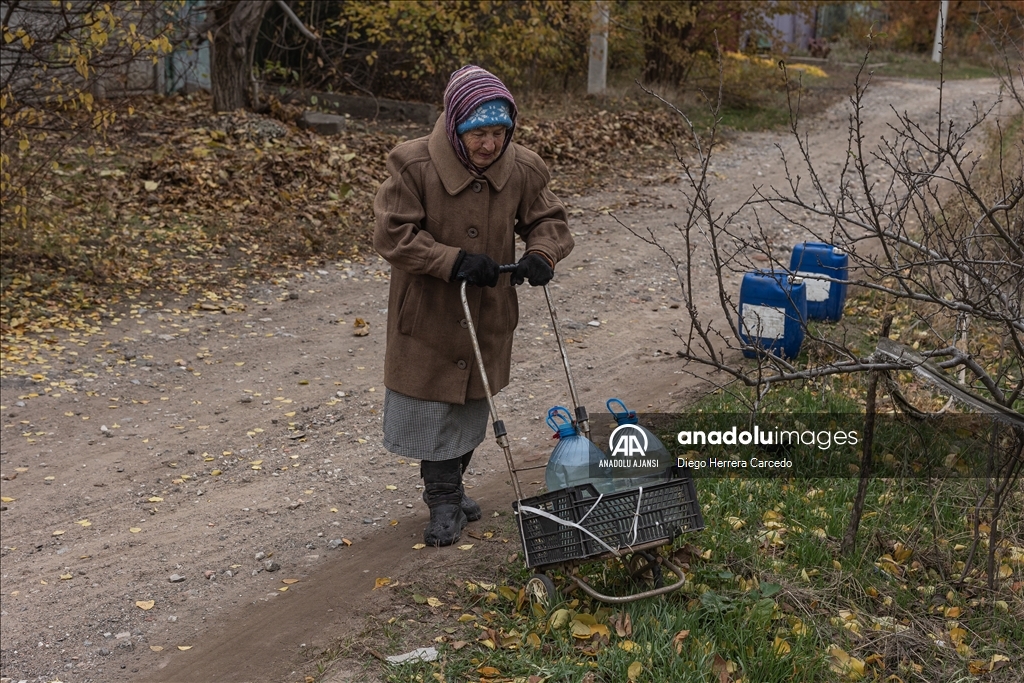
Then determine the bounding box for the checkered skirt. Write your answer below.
[382,388,489,461]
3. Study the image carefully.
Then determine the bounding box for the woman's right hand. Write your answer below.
[452,251,500,287]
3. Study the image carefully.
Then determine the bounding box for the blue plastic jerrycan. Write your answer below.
[544,406,615,495]
[739,269,808,360]
[790,242,848,322]
[604,398,673,491]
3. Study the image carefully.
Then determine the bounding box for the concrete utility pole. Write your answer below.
[932,0,949,63]
[588,0,609,95]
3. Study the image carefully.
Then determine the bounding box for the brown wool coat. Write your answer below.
[373,114,574,404]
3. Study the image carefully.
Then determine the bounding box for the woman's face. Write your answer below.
[459,124,507,169]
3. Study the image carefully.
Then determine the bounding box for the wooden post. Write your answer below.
[588,1,609,95]
[932,0,949,63]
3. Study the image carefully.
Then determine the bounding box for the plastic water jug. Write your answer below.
[739,269,807,360]
[544,406,615,495]
[790,242,848,321]
[604,398,673,491]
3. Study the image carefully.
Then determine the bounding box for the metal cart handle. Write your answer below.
[460,280,523,501]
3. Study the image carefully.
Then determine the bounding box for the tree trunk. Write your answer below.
[209,0,270,113]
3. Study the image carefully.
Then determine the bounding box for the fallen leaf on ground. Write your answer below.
[150,645,164,652]
[177,645,192,651]
[136,600,155,610]
[373,577,391,589]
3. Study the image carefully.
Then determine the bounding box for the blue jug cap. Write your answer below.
[546,406,578,439]
[606,398,638,425]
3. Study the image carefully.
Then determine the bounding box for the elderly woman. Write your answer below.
[373,65,574,547]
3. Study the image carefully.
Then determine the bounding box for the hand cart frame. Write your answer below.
[460,274,704,605]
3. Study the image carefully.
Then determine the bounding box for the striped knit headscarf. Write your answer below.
[443,65,518,173]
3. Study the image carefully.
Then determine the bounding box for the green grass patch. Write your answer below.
[357,384,1023,683]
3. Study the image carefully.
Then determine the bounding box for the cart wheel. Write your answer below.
[525,574,558,610]
[627,552,664,589]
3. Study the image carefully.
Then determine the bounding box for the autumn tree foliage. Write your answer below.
[822,0,1023,56]
[1,0,177,228]
[254,1,815,101]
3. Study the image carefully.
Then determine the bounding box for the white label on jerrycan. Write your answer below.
[741,304,786,340]
[795,271,831,302]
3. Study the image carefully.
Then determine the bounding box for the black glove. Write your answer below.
[451,250,500,287]
[511,252,554,286]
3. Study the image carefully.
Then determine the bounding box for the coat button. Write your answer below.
[472,181,482,193]
[467,227,479,238]
[459,319,468,328]
[457,360,467,370]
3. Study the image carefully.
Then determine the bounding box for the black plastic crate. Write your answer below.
[512,477,704,569]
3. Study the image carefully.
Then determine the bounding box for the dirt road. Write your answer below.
[0,76,1004,683]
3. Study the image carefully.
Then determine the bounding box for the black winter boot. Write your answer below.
[421,458,468,547]
[422,452,483,522]
[460,451,483,522]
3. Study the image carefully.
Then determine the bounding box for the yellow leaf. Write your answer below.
[385,484,397,490]
[944,606,961,618]
[148,497,163,503]
[282,579,299,585]
[590,623,610,638]
[773,636,791,655]
[457,614,475,622]
[526,632,541,647]
[549,608,570,629]
[135,600,155,610]
[671,629,690,654]
[0,497,14,503]
[477,666,501,677]
[374,577,391,589]
[278,587,288,592]
[60,573,72,580]
[459,544,474,550]
[150,645,164,652]
[177,645,192,651]
[619,640,637,652]
[570,621,592,638]
[426,597,443,607]
[52,530,64,536]
[412,543,426,550]
[829,646,866,680]
[75,519,91,526]
[627,661,643,681]
[129,527,142,533]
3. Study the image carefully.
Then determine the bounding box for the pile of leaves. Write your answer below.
[0,92,687,346]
